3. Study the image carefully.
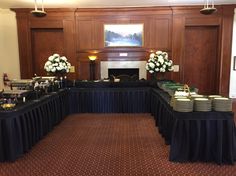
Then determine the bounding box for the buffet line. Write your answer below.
[0,78,235,164]
[0,76,65,110]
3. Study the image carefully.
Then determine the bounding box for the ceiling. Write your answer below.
[0,0,236,9]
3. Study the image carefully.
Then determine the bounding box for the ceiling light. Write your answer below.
[200,0,217,15]
[31,0,47,17]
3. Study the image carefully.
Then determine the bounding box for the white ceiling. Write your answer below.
[0,0,236,9]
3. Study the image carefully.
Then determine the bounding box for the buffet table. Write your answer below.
[150,89,236,164]
[0,83,235,164]
[69,87,150,113]
[0,89,69,162]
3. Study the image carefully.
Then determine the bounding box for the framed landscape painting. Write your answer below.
[104,24,143,47]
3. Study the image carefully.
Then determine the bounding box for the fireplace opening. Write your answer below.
[108,68,139,81]
[108,68,139,77]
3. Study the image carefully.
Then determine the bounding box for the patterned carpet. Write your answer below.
[0,113,236,176]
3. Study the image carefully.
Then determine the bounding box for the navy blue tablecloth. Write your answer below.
[0,89,69,162]
[69,87,151,113]
[150,88,236,164]
[0,86,235,164]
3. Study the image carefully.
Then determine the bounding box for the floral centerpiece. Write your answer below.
[146,50,174,79]
[44,54,71,75]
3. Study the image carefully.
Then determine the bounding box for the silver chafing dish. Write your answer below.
[1,89,33,103]
[10,79,34,90]
[33,76,57,82]
[2,89,32,97]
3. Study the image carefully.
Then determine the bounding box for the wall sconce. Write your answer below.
[200,0,217,15]
[88,55,97,61]
[31,0,47,17]
[88,55,97,80]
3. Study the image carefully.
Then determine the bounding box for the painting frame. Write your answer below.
[104,24,144,47]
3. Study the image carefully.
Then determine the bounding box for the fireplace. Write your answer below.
[100,61,147,79]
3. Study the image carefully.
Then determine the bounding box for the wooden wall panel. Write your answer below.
[77,20,93,50]
[151,18,172,50]
[12,8,76,79]
[78,61,90,80]
[183,26,219,94]
[31,29,64,76]
[219,5,235,96]
[94,20,104,49]
[75,8,173,53]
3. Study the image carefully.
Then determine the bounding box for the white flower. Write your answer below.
[44,54,71,74]
[61,56,67,61]
[149,62,155,69]
[146,50,174,74]
[158,57,164,64]
[150,53,155,58]
[51,67,56,72]
[156,51,162,55]
[53,54,60,58]
[55,58,60,62]
[158,55,163,60]
[48,56,54,61]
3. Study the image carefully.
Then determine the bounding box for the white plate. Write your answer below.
[194,98,209,101]
[214,97,229,100]
[176,99,191,101]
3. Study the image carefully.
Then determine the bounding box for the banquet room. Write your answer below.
[1,0,236,175]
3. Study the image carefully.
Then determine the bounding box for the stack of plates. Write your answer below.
[173,98,193,112]
[194,98,212,112]
[212,97,232,112]
[170,96,188,107]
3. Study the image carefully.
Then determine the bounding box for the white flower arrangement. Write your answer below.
[44,54,71,74]
[146,50,174,74]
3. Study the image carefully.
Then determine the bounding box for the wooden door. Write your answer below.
[183,26,219,94]
[31,28,64,76]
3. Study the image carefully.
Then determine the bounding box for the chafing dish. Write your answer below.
[2,90,31,97]
[10,79,34,90]
[33,76,57,82]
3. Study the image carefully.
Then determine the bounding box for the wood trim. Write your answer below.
[171,16,185,82]
[63,19,77,80]
[30,20,63,28]
[16,16,33,78]
[185,18,221,26]
[75,7,172,16]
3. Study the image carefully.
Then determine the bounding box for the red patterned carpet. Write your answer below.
[0,113,236,176]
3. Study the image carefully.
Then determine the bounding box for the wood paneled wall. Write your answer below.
[13,8,77,80]
[75,7,173,80]
[12,5,236,95]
